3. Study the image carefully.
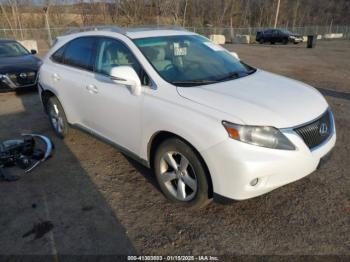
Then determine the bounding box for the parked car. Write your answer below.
[38,26,335,208]
[0,39,41,92]
[256,29,303,44]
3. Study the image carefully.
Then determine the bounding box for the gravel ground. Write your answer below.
[0,40,349,258]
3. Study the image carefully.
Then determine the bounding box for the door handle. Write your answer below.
[52,73,60,82]
[86,84,98,94]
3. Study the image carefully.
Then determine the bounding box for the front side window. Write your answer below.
[0,42,29,58]
[95,37,149,85]
[281,29,293,35]
[63,37,96,71]
[134,35,255,87]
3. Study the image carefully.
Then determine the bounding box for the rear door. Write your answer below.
[272,30,279,42]
[48,37,97,126]
[264,30,272,42]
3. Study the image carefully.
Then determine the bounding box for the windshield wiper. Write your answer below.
[216,72,241,82]
[216,69,256,82]
[172,69,257,86]
[247,68,257,75]
[172,79,218,86]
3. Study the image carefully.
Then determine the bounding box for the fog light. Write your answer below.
[250,178,259,186]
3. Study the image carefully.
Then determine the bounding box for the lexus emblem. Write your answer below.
[19,73,27,79]
[319,123,328,136]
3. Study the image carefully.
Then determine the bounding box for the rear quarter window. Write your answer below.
[51,45,66,63]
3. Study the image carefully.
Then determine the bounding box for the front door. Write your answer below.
[84,37,148,154]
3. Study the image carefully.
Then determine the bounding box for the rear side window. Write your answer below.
[63,37,96,71]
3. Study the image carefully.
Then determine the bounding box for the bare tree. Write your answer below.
[0,0,349,33]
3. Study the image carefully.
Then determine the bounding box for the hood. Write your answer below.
[0,55,41,74]
[177,70,328,128]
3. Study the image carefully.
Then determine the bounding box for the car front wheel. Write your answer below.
[154,138,211,208]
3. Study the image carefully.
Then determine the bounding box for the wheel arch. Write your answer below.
[40,89,70,122]
[147,130,214,198]
[41,89,56,113]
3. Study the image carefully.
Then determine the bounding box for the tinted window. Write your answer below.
[51,45,65,63]
[63,37,96,71]
[95,38,149,85]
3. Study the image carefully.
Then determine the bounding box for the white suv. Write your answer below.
[39,26,336,207]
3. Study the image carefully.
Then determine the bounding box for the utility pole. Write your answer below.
[274,0,281,29]
[43,6,52,46]
[182,0,188,27]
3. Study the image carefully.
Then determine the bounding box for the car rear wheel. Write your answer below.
[47,96,69,139]
[154,138,211,208]
[259,39,264,44]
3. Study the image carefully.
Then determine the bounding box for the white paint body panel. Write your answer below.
[39,29,336,200]
[177,70,329,128]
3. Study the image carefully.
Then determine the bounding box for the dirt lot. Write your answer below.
[0,40,349,258]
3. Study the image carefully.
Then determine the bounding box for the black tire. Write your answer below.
[270,41,275,45]
[283,38,288,45]
[46,96,69,139]
[154,138,211,208]
[259,39,264,44]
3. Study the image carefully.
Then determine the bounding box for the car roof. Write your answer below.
[0,39,18,43]
[63,25,196,40]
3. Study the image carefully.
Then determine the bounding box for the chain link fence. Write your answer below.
[190,25,350,40]
[1,25,349,52]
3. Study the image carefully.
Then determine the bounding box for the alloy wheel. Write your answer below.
[159,151,198,201]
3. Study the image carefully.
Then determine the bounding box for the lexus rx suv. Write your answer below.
[38,26,335,207]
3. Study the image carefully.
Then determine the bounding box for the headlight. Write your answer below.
[0,74,12,85]
[222,121,295,150]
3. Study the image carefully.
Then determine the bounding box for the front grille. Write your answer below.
[294,110,332,149]
[8,72,37,87]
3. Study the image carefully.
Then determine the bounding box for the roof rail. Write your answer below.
[63,25,126,36]
[126,25,188,32]
[63,24,188,36]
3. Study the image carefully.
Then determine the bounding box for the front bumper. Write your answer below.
[291,37,303,43]
[201,123,336,200]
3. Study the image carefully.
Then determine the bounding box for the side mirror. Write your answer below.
[31,49,37,55]
[110,66,142,96]
[230,52,239,60]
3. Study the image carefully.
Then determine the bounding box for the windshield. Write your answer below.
[281,29,294,34]
[0,42,30,58]
[134,35,256,86]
